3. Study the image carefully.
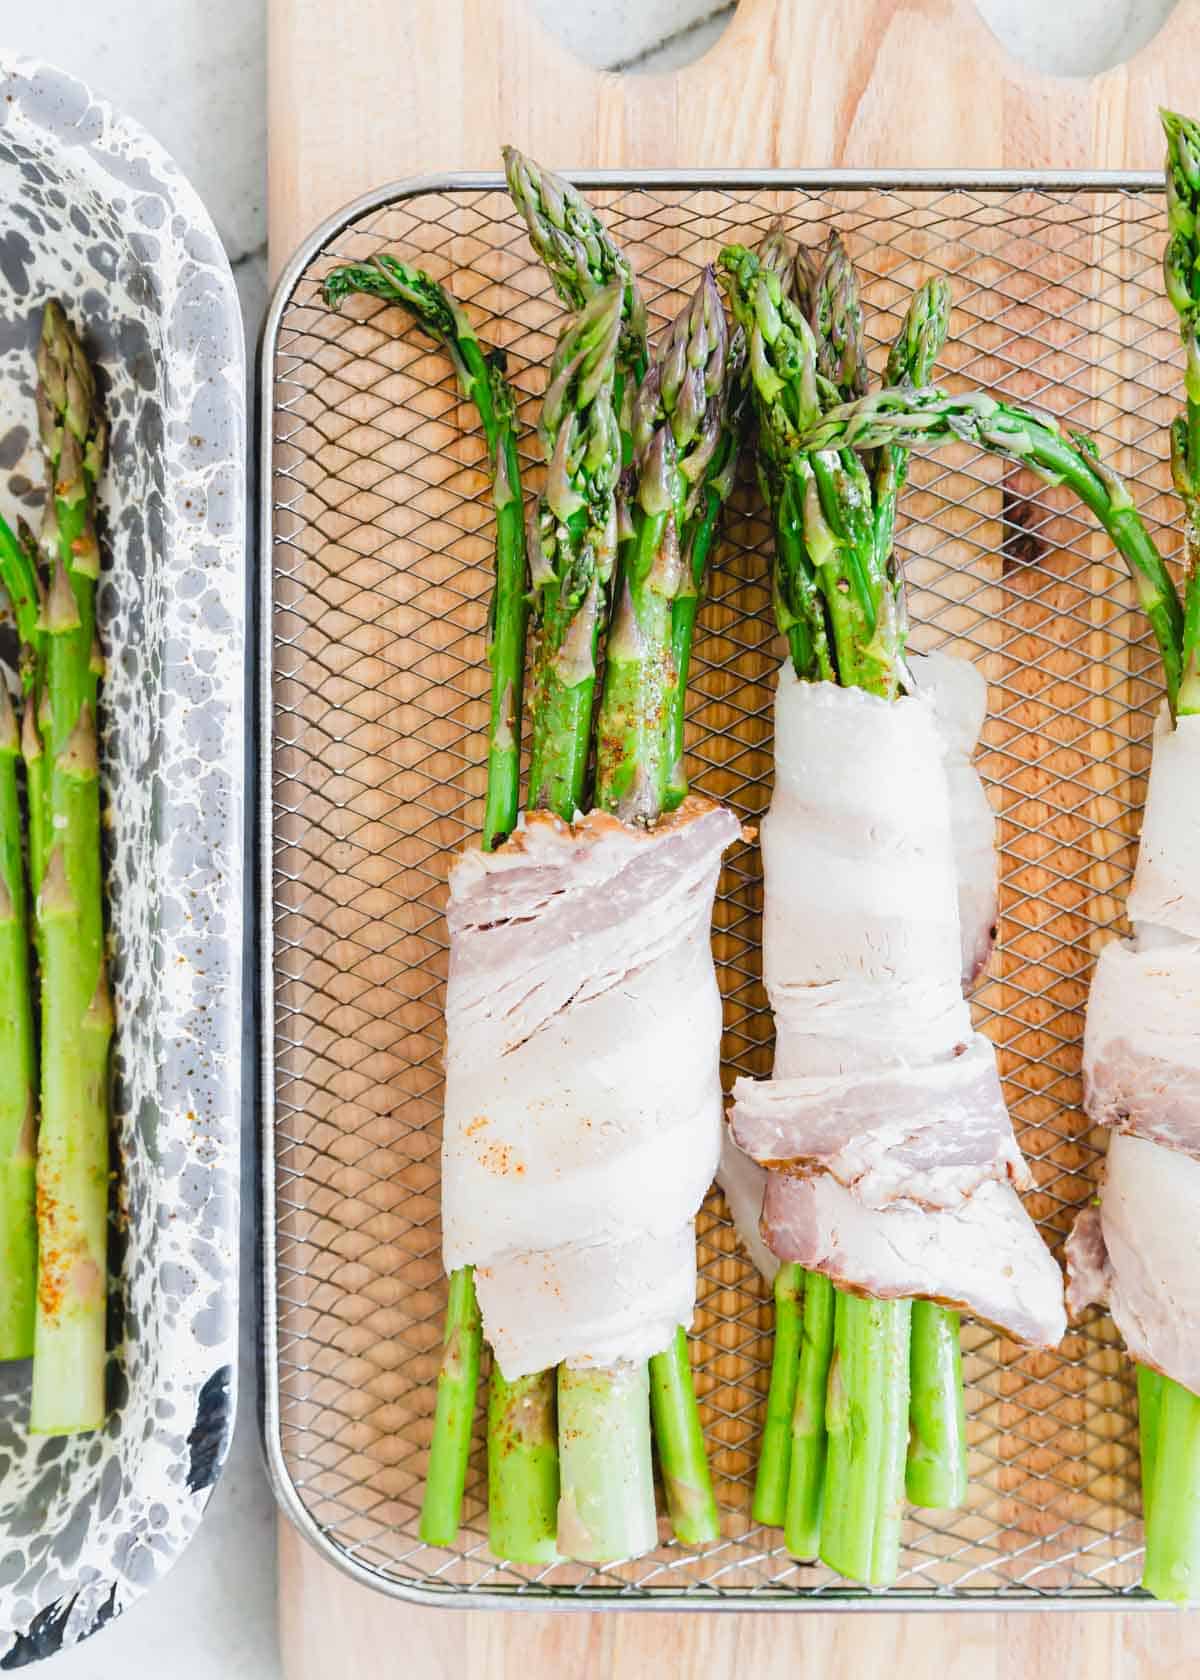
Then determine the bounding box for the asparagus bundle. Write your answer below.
[719,236,1065,1584]
[330,174,747,1563]
[776,161,1200,1597]
[1061,107,1200,1605]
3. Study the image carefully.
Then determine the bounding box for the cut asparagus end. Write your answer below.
[487,1364,560,1564]
[419,1265,483,1547]
[784,1269,834,1559]
[1142,1370,1200,1604]
[820,1291,912,1586]
[906,1301,968,1510]
[752,1262,804,1528]
[648,1326,719,1546]
[28,1307,105,1435]
[557,1361,657,1563]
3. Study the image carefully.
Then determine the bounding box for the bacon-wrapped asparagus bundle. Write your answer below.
[775,172,1198,1596]
[338,166,748,1566]
[1063,108,1200,1605]
[719,238,1064,1584]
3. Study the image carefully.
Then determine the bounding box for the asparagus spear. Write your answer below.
[792,386,1185,711]
[557,1362,657,1564]
[595,266,728,822]
[663,329,748,809]
[325,260,537,1550]
[812,230,868,402]
[591,272,729,1545]
[0,515,42,1363]
[1143,1370,1200,1603]
[487,1366,559,1563]
[527,284,624,818]
[1162,108,1200,713]
[906,1300,968,1509]
[502,146,647,385]
[874,278,952,587]
[752,1262,804,1527]
[521,279,665,1562]
[0,673,34,1362]
[872,281,968,1509]
[29,300,111,1436]
[821,1292,912,1585]
[784,1268,834,1559]
[419,1265,483,1548]
[323,257,528,845]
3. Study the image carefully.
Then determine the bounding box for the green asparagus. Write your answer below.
[419,1265,483,1548]
[29,300,111,1436]
[1142,1371,1200,1603]
[784,1269,834,1559]
[821,1293,912,1585]
[595,266,728,823]
[1162,108,1200,713]
[526,283,624,818]
[591,269,732,1545]
[487,1366,559,1564]
[906,1302,967,1510]
[326,260,533,1550]
[791,385,1184,710]
[663,327,749,810]
[649,1327,720,1547]
[323,257,528,844]
[0,674,34,1362]
[502,146,647,386]
[0,515,41,1363]
[752,1262,803,1527]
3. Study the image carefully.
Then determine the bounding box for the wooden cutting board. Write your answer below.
[267,0,1200,1671]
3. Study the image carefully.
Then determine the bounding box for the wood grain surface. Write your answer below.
[267,0,1200,1670]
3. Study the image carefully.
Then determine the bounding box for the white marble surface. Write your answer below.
[0,0,1185,1674]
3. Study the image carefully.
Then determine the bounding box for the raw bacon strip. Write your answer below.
[475,1226,697,1383]
[1126,711,1200,939]
[723,670,1060,1344]
[729,1033,1029,1208]
[1083,938,1200,1154]
[913,650,998,988]
[717,1123,777,1284]
[762,670,962,1001]
[442,795,740,1380]
[1065,1133,1200,1396]
[1074,709,1200,1393]
[718,653,999,1275]
[763,1174,1067,1349]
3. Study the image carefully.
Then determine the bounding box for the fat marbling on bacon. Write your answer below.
[721,660,1064,1347]
[442,794,740,1381]
[1069,711,1200,1387]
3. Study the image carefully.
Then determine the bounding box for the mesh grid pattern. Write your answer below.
[265,176,1179,1605]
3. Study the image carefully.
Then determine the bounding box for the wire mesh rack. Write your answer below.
[260,170,1182,1608]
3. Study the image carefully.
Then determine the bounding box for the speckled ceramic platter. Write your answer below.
[0,56,244,1664]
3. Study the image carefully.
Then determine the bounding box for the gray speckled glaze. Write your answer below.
[0,56,244,1665]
